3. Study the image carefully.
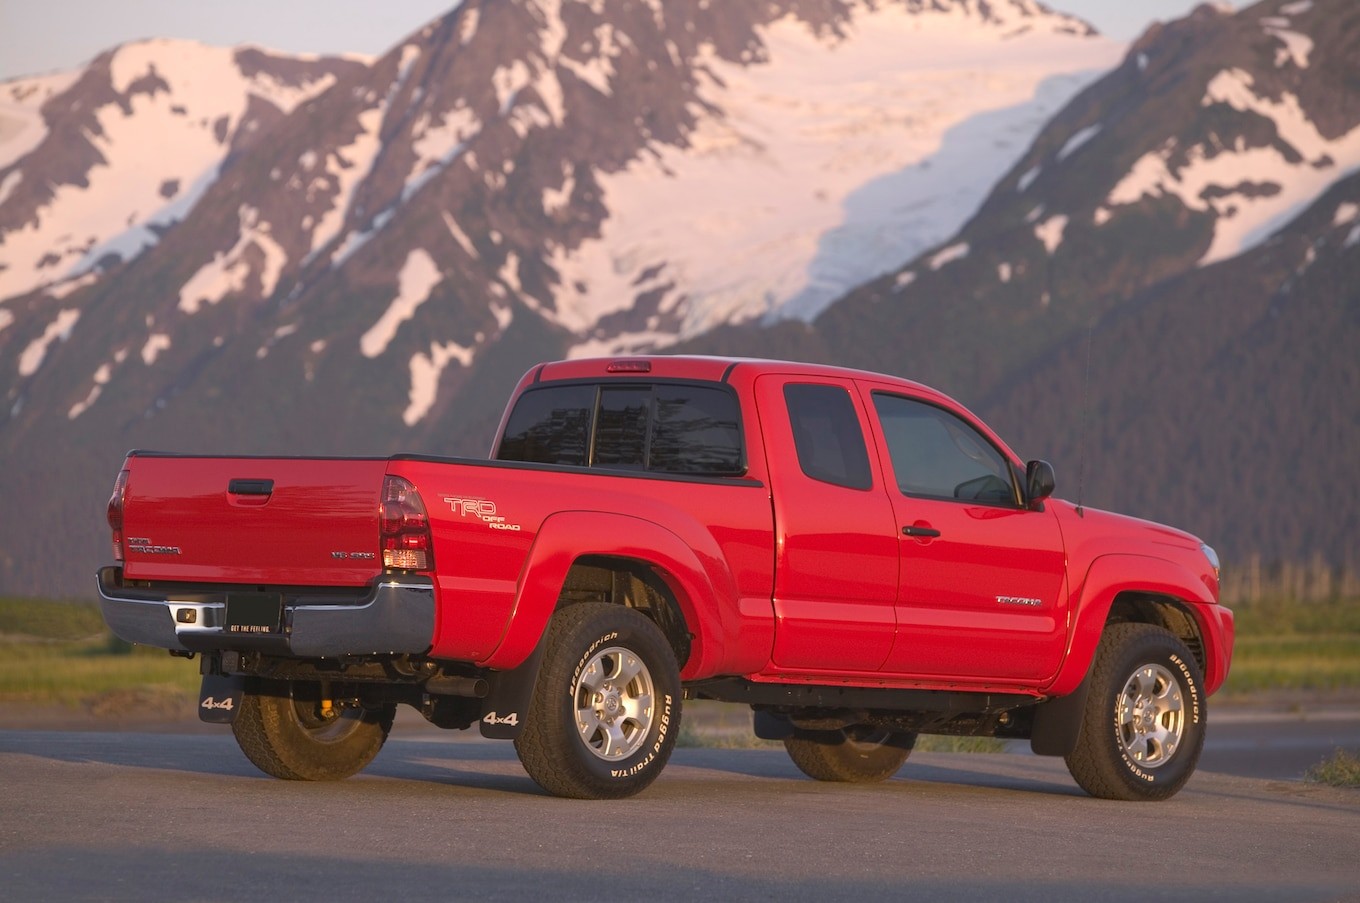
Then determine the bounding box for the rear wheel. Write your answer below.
[1065,623,1206,801]
[784,725,916,782]
[514,603,681,799]
[232,679,395,781]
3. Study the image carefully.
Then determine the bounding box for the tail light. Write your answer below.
[107,469,129,561]
[380,475,433,572]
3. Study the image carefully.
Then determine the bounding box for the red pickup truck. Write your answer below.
[99,356,1233,800]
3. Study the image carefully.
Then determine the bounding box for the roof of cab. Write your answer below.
[533,356,933,394]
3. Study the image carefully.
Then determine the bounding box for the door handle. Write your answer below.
[228,479,274,496]
[902,525,941,538]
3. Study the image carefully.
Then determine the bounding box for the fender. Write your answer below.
[478,511,752,678]
[1044,553,1219,698]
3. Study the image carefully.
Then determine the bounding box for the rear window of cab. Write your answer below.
[496,382,745,476]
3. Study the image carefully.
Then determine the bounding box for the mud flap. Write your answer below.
[478,638,547,740]
[198,673,245,724]
[1030,675,1091,757]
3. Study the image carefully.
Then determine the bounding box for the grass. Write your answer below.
[0,597,199,710]
[1220,595,1360,696]
[1304,749,1360,788]
[0,596,107,639]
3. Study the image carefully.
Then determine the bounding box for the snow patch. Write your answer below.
[141,333,171,364]
[1057,124,1101,161]
[441,211,479,259]
[1034,214,1068,254]
[1279,0,1313,13]
[0,41,336,304]
[178,205,288,312]
[403,341,474,426]
[360,249,443,358]
[559,24,623,96]
[0,170,21,206]
[404,105,481,202]
[894,270,917,290]
[1104,68,1360,265]
[0,70,80,171]
[0,308,13,333]
[493,60,533,116]
[543,163,576,215]
[929,242,970,270]
[1017,165,1041,192]
[68,362,114,419]
[492,303,513,331]
[44,272,100,299]
[312,106,385,258]
[1261,22,1313,69]
[1334,202,1359,227]
[548,2,1119,349]
[998,262,1012,283]
[18,309,80,377]
[459,7,481,45]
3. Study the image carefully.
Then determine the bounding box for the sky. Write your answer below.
[0,0,1250,82]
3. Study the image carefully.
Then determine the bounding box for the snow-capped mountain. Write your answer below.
[685,0,1360,571]
[0,0,1355,599]
[0,42,366,303]
[0,0,1115,438]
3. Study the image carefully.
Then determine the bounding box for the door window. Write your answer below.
[871,393,1017,504]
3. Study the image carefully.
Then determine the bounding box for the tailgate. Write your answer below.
[120,455,390,586]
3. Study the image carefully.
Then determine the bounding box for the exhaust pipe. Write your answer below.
[424,675,489,698]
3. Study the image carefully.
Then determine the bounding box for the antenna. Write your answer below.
[1075,322,1093,518]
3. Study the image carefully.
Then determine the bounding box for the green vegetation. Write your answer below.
[1304,749,1360,788]
[1220,595,1360,696]
[0,597,107,640]
[0,597,198,710]
[914,736,1007,754]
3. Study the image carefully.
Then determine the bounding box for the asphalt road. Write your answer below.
[3,716,1357,903]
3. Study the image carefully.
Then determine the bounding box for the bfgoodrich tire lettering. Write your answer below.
[1065,623,1206,801]
[231,679,395,781]
[514,603,681,799]
[784,725,915,782]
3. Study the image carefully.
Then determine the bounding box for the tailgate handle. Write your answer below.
[228,479,274,496]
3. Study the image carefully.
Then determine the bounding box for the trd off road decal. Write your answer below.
[443,496,521,531]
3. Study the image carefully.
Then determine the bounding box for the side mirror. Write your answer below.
[1025,460,1056,506]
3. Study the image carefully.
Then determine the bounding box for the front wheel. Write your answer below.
[785,725,916,782]
[232,679,395,781]
[514,603,681,799]
[1065,623,1206,801]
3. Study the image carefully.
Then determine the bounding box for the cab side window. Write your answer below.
[784,383,873,490]
[497,384,594,466]
[872,393,1017,505]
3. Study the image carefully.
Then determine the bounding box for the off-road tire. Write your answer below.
[1065,623,1206,801]
[232,679,395,781]
[785,726,916,782]
[514,603,681,799]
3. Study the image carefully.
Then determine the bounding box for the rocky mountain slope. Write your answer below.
[0,0,1118,596]
[686,0,1360,569]
[0,0,1355,597]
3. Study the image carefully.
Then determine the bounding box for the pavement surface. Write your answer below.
[1,696,1357,902]
[2,729,1358,903]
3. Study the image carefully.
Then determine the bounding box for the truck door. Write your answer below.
[755,375,899,672]
[862,387,1068,682]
